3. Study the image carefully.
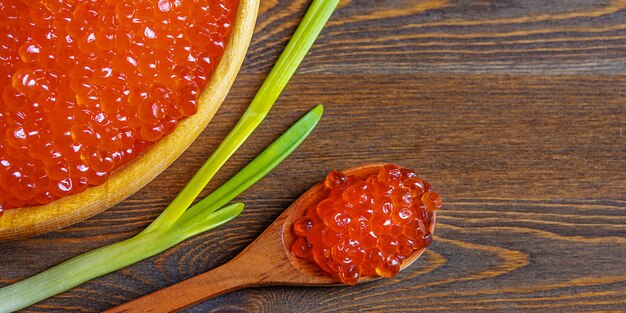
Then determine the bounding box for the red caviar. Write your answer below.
[0,0,238,211]
[291,164,442,285]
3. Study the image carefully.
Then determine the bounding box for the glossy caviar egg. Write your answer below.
[0,0,238,210]
[291,164,442,285]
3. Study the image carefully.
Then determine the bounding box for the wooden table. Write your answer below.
[2,1,625,312]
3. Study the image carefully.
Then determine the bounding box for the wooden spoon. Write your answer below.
[106,163,436,313]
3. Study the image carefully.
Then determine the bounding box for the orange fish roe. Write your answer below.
[0,0,238,212]
[291,164,442,285]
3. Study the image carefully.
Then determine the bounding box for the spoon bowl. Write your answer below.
[106,163,436,312]
[283,163,436,285]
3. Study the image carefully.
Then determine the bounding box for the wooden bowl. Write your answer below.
[0,1,260,241]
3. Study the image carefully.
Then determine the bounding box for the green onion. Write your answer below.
[0,203,244,313]
[145,0,340,233]
[179,104,323,224]
[0,105,324,313]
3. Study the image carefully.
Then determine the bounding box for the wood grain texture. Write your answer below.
[1,0,625,312]
[247,0,626,75]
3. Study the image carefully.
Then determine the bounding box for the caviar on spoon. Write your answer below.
[106,163,441,313]
[291,164,441,284]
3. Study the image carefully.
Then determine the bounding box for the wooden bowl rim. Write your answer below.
[0,1,260,241]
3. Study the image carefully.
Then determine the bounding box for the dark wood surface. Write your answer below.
[2,0,625,312]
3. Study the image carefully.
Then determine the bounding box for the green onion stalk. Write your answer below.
[0,0,339,311]
[145,0,341,233]
[0,105,323,313]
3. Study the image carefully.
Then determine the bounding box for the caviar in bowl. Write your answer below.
[0,0,259,240]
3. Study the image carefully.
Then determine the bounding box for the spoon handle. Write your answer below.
[105,260,254,313]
